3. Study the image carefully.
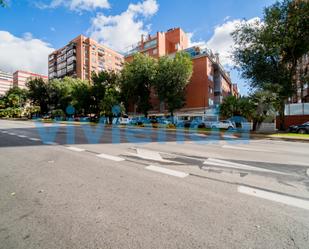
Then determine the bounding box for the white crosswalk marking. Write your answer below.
[203,158,288,175]
[29,138,41,141]
[43,142,58,145]
[238,186,309,210]
[222,144,272,152]
[134,148,177,163]
[145,165,188,178]
[97,153,125,162]
[66,146,85,152]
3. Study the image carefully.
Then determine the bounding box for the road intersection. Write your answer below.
[0,120,309,248]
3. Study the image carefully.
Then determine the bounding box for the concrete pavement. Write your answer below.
[0,120,309,249]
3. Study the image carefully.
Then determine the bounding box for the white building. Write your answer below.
[0,70,13,96]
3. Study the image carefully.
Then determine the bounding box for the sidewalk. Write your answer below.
[34,119,309,143]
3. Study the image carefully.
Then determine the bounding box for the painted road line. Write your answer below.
[238,185,309,211]
[222,135,238,139]
[135,148,177,163]
[66,146,85,152]
[1,130,7,133]
[222,145,272,152]
[43,141,58,145]
[29,138,41,141]
[8,132,16,135]
[145,165,189,178]
[203,158,289,175]
[97,153,125,162]
[17,135,27,138]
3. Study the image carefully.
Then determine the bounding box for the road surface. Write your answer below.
[0,120,309,249]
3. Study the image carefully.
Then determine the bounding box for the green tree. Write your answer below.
[91,70,119,116]
[0,98,5,109]
[220,91,278,131]
[0,0,6,7]
[48,77,88,114]
[5,86,28,108]
[71,81,92,115]
[250,90,279,131]
[155,52,193,119]
[100,86,122,124]
[26,78,50,114]
[220,96,245,119]
[120,53,157,117]
[7,94,20,108]
[48,79,70,112]
[232,0,309,130]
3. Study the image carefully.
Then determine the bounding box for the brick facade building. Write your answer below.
[48,35,124,81]
[125,28,238,116]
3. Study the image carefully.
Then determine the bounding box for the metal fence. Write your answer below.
[285,103,309,116]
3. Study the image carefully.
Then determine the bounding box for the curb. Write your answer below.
[12,119,309,143]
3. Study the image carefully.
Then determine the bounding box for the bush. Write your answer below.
[0,107,23,118]
[51,109,65,120]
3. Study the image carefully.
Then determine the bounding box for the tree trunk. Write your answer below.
[278,101,286,131]
[109,115,113,124]
[252,120,257,132]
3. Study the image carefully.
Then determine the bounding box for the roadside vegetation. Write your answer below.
[231,0,309,130]
[0,51,192,123]
[0,0,308,132]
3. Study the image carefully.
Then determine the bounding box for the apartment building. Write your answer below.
[0,70,13,96]
[125,28,188,60]
[182,47,238,114]
[48,35,124,81]
[13,70,48,89]
[124,28,238,116]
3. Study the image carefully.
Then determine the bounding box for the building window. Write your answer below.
[208,99,214,106]
[209,87,213,94]
[144,39,157,49]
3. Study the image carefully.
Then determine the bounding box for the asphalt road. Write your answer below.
[0,119,309,249]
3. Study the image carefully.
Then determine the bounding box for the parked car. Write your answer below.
[74,116,90,122]
[157,118,172,125]
[211,120,235,130]
[183,119,206,129]
[118,116,131,125]
[42,114,51,119]
[288,122,309,134]
[129,117,149,126]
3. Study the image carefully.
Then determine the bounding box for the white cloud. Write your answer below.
[187,32,207,48]
[189,17,261,66]
[38,0,110,11]
[88,0,159,52]
[0,31,54,75]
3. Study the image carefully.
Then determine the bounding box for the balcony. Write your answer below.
[143,39,157,50]
[67,43,76,50]
[57,69,67,77]
[67,49,76,57]
[67,56,76,65]
[49,55,55,61]
[57,55,66,64]
[67,64,75,72]
[49,72,57,79]
[57,62,67,71]
[48,67,55,73]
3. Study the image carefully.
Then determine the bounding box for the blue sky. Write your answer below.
[0,0,277,94]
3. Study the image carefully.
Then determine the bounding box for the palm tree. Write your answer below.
[250,91,278,131]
